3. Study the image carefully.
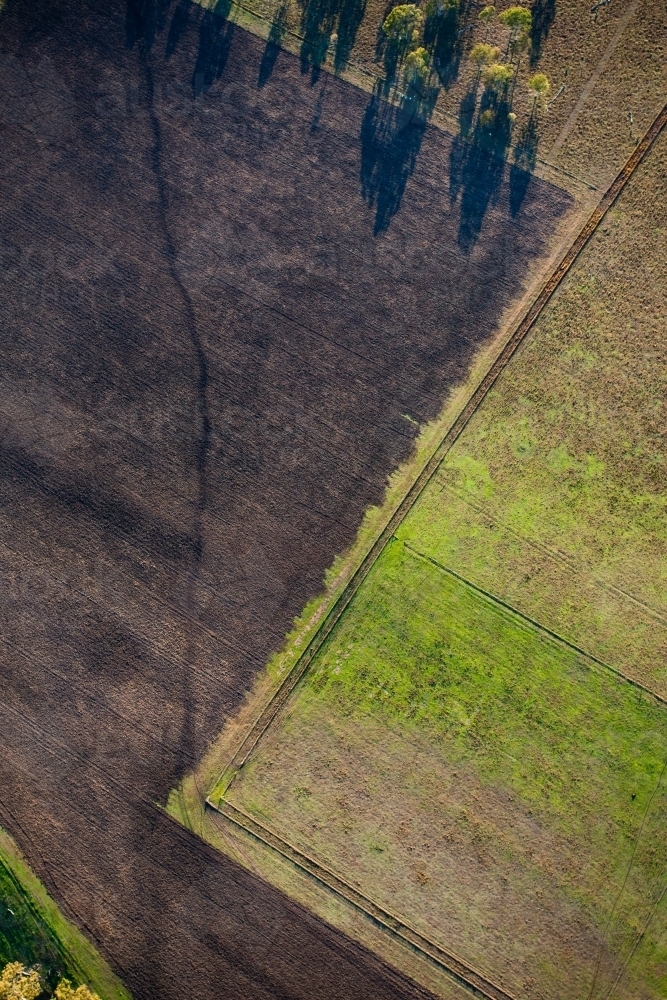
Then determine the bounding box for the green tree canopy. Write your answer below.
[0,963,42,1000]
[55,980,101,1000]
[423,0,459,18]
[382,4,425,49]
[499,6,531,62]
[528,71,550,107]
[482,61,513,91]
[403,46,431,87]
[0,966,102,1000]
[498,5,532,32]
[478,4,496,23]
[469,42,501,66]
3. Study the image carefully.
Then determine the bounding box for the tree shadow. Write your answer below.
[192,0,234,96]
[530,0,555,65]
[374,0,395,64]
[258,0,289,87]
[450,88,513,252]
[299,0,367,83]
[509,113,538,216]
[165,0,192,59]
[423,0,465,88]
[335,0,367,71]
[448,82,476,201]
[361,81,435,234]
[125,0,173,49]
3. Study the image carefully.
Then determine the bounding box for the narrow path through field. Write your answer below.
[546,0,641,162]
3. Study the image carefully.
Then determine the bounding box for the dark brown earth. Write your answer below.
[0,0,571,996]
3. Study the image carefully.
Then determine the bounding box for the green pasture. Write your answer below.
[310,539,667,893]
[228,538,667,997]
[220,138,667,998]
[0,829,129,1000]
[397,139,667,694]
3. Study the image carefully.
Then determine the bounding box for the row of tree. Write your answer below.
[380,0,550,111]
[470,6,550,110]
[0,962,101,1000]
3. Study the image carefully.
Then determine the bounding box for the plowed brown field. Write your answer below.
[0,0,571,996]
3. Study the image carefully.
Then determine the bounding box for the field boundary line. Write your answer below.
[205,797,517,1000]
[402,541,667,708]
[217,99,667,782]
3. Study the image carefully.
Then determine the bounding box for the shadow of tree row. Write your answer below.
[125,0,541,238]
[360,84,430,235]
[127,0,236,94]
[125,0,367,92]
[448,82,541,249]
[361,0,472,233]
[298,0,366,81]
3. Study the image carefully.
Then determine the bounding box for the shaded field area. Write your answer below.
[199,0,667,192]
[0,0,573,997]
[210,110,667,998]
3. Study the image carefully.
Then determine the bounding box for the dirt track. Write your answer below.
[0,0,571,996]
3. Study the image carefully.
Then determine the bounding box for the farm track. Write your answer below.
[220,97,667,780]
[206,798,517,1000]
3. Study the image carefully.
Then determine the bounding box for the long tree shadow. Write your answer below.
[165,0,192,58]
[374,0,394,65]
[361,81,435,234]
[423,0,466,88]
[125,0,174,49]
[192,0,234,96]
[509,114,538,216]
[299,0,366,82]
[258,0,289,87]
[530,0,555,65]
[448,82,475,203]
[451,89,513,252]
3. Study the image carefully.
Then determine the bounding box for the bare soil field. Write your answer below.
[0,0,576,997]
[201,106,667,999]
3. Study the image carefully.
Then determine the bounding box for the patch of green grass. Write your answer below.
[0,859,72,995]
[314,540,665,831]
[310,539,667,936]
[227,533,667,997]
[393,132,667,692]
[0,829,130,1000]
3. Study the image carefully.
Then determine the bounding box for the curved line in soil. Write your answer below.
[133,25,212,771]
